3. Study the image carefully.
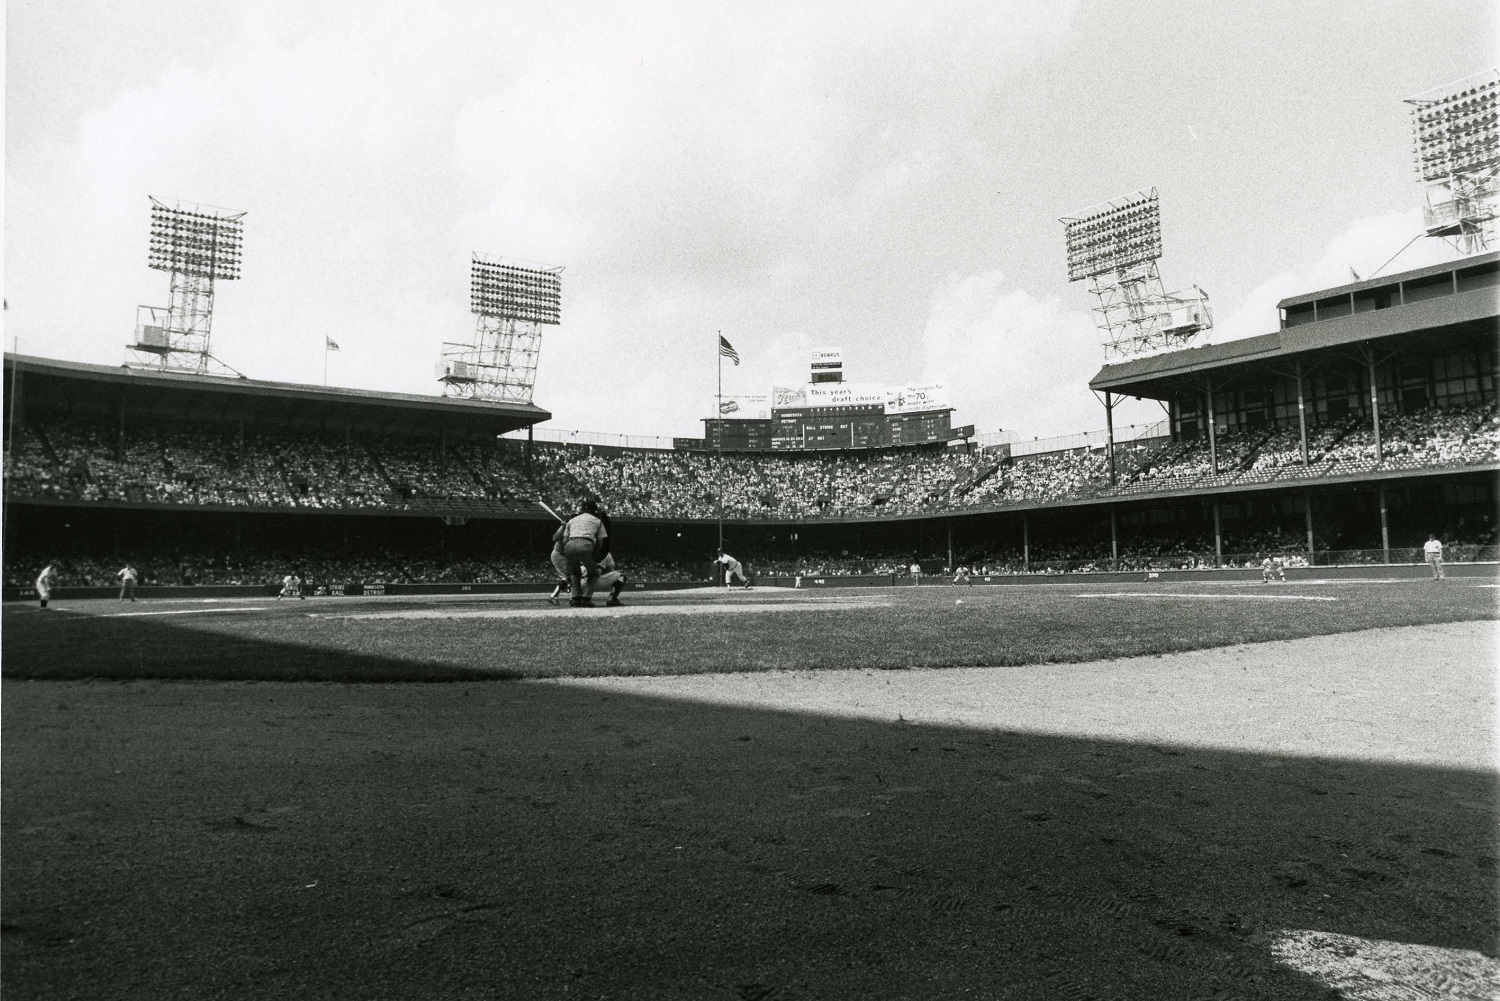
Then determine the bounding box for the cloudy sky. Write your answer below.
[5,1,1495,441]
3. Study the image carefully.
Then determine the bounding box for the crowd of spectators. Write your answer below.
[7,402,1497,521]
[1115,400,1499,490]
[2,544,711,589]
[10,518,1496,590]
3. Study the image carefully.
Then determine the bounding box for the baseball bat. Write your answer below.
[537,499,565,524]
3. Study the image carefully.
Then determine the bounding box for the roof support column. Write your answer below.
[947,520,954,571]
[117,394,126,462]
[1212,498,1222,568]
[1022,513,1030,573]
[526,424,534,477]
[1365,349,1383,463]
[1109,506,1118,570]
[1295,361,1309,466]
[1304,493,1316,566]
[1204,380,1218,475]
[1104,391,1116,486]
[1378,484,1390,564]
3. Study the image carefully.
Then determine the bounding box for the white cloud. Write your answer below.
[14,1,1483,448]
[919,272,1163,441]
[1212,209,1454,343]
[914,211,1473,444]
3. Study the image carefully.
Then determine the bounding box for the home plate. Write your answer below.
[324,598,890,621]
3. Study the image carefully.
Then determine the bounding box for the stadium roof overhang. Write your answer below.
[3,354,551,436]
[1089,253,1500,402]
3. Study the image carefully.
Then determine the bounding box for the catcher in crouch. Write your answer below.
[549,506,626,607]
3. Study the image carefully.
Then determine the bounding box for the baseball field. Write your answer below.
[3,576,1497,999]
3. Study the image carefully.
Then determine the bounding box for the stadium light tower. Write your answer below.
[127,197,246,376]
[439,254,562,404]
[1405,69,1499,256]
[1061,188,1213,362]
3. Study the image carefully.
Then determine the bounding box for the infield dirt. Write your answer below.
[2,620,1495,999]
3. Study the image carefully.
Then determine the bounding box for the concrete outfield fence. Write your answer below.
[5,562,1493,602]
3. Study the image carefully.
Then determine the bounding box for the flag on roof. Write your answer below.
[718,335,739,366]
[326,337,340,352]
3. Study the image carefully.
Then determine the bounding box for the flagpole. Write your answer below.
[4,336,18,547]
[323,341,329,387]
[723,333,729,561]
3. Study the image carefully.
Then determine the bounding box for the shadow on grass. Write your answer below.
[2,614,1495,1000]
[1,607,524,682]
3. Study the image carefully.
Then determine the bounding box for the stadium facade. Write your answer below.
[3,253,1496,589]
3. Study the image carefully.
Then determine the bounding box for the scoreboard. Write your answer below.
[694,407,965,452]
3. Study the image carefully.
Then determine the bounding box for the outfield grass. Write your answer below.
[3,579,1494,682]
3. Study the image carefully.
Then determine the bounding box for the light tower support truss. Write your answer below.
[127,197,245,377]
[440,255,562,404]
[1405,69,1500,256]
[1061,188,1213,362]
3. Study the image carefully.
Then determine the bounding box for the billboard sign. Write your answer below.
[885,382,949,414]
[806,382,885,409]
[772,385,807,408]
[718,394,771,419]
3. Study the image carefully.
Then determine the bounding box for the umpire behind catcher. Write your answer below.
[563,499,609,607]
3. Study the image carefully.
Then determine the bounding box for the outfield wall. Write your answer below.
[5,562,1493,602]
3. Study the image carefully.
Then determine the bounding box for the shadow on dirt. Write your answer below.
[2,614,1495,1000]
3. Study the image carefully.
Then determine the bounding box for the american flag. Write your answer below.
[326,337,341,352]
[718,335,739,366]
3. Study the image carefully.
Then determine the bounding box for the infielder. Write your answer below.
[35,562,58,610]
[117,563,139,602]
[716,550,751,589]
[278,571,305,600]
[1423,534,1444,580]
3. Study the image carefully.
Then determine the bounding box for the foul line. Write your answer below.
[86,607,271,618]
[321,599,890,622]
[1074,593,1338,602]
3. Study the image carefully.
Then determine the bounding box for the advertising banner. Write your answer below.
[806,382,886,409]
[772,385,807,409]
[718,394,771,419]
[885,382,949,414]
